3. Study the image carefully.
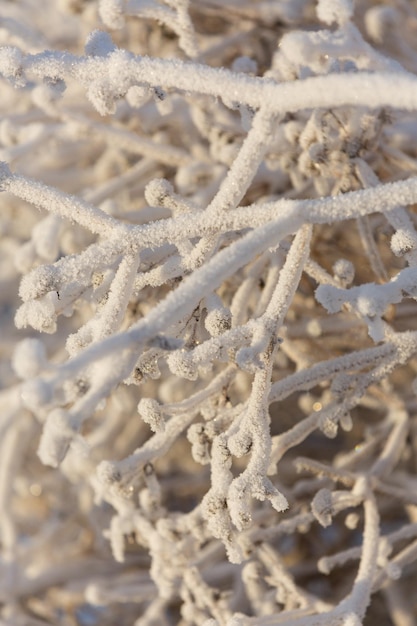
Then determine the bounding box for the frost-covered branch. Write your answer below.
[2,0,417,624]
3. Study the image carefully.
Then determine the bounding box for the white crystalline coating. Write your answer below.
[15,292,58,334]
[85,30,116,57]
[138,397,165,432]
[167,350,198,380]
[204,307,232,336]
[315,284,344,314]
[268,488,289,513]
[12,338,47,380]
[3,0,417,622]
[144,178,174,207]
[87,80,117,116]
[333,258,355,284]
[126,84,149,107]
[96,460,122,485]
[390,229,417,256]
[19,266,57,302]
[0,46,23,79]
[316,0,354,26]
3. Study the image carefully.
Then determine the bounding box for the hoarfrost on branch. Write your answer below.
[1,0,417,624]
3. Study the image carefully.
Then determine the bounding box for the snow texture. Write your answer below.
[2,0,417,625]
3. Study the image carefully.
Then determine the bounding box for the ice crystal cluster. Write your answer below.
[3,0,417,624]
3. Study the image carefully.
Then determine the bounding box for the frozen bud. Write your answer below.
[260,478,289,513]
[97,460,122,485]
[38,409,75,467]
[316,0,353,26]
[136,353,161,379]
[235,347,261,373]
[19,265,57,301]
[320,415,338,438]
[126,85,149,107]
[0,47,23,80]
[87,80,116,116]
[228,431,252,457]
[187,423,211,465]
[15,292,58,334]
[345,512,359,529]
[138,398,164,432]
[356,292,383,318]
[144,178,174,207]
[12,338,47,380]
[333,259,354,285]
[167,350,197,380]
[312,488,333,527]
[315,284,346,314]
[317,557,331,574]
[85,30,116,57]
[200,399,218,421]
[390,230,417,257]
[205,307,231,336]
[306,319,321,338]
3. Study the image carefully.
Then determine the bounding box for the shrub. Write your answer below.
[1,0,417,624]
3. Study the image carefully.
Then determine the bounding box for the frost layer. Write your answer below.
[1,1,417,625]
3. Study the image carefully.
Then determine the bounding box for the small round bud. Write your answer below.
[85,30,116,57]
[138,398,164,432]
[333,259,355,285]
[144,178,174,206]
[317,0,353,26]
